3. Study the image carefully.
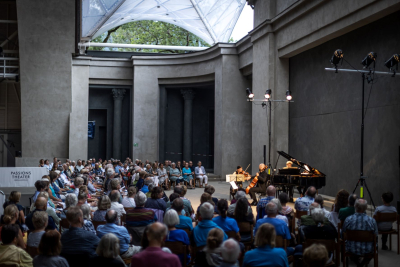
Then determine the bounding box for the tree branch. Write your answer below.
[103,26,121,43]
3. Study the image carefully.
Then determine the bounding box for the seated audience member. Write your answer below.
[144,186,167,212]
[135,171,146,191]
[342,199,378,266]
[314,194,331,218]
[3,191,25,225]
[329,189,350,228]
[243,223,289,267]
[109,190,126,223]
[256,185,276,220]
[49,172,64,201]
[169,162,184,185]
[182,162,194,189]
[145,184,155,199]
[74,177,84,196]
[172,198,193,230]
[197,192,216,215]
[141,177,153,194]
[278,192,293,217]
[166,193,185,215]
[125,191,157,227]
[294,186,316,212]
[373,191,397,250]
[0,225,33,266]
[157,163,169,187]
[339,193,357,222]
[32,180,47,204]
[61,206,100,257]
[300,207,337,243]
[174,186,194,217]
[192,202,228,247]
[164,209,191,265]
[233,197,254,224]
[91,233,125,267]
[303,244,329,267]
[103,168,115,192]
[213,199,240,240]
[204,185,218,206]
[93,195,111,222]
[230,188,246,205]
[33,230,69,267]
[131,222,181,267]
[80,204,96,234]
[26,197,57,231]
[77,193,88,207]
[195,161,208,187]
[300,202,330,227]
[254,202,293,255]
[1,204,25,248]
[97,210,134,259]
[195,228,224,267]
[37,191,62,225]
[219,239,241,267]
[228,190,252,217]
[122,187,136,208]
[63,194,77,214]
[265,198,289,226]
[27,211,48,248]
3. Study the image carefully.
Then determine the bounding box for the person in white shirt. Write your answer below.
[75,160,85,173]
[195,161,208,187]
[122,187,136,208]
[110,190,126,224]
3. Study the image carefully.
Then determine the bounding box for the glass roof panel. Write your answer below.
[82,0,246,45]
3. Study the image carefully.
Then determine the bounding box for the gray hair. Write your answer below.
[144,177,153,186]
[171,162,176,166]
[32,211,48,229]
[265,202,278,215]
[148,184,155,193]
[74,177,84,187]
[200,202,214,220]
[164,209,180,227]
[65,194,78,208]
[80,204,91,220]
[134,191,147,206]
[311,208,325,223]
[355,198,368,213]
[271,198,282,213]
[235,190,246,200]
[106,168,115,178]
[221,238,240,263]
[96,233,120,259]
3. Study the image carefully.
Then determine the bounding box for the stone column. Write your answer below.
[112,88,125,159]
[181,89,195,161]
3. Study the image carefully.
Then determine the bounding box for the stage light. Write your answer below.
[246,88,254,99]
[286,90,292,101]
[384,54,399,70]
[330,49,343,65]
[265,89,272,99]
[361,52,377,68]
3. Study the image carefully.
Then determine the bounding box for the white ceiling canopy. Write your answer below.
[82,0,247,45]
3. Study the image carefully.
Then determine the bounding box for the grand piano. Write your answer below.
[272,151,326,199]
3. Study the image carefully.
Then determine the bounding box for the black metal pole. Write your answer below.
[361,73,365,177]
[263,145,266,165]
[268,100,272,169]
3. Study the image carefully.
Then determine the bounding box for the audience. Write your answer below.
[192,202,228,247]
[278,192,293,217]
[233,197,254,224]
[339,193,358,222]
[122,187,136,208]
[35,191,61,228]
[195,228,224,267]
[144,186,167,212]
[172,198,193,231]
[93,195,111,222]
[169,162,184,185]
[342,199,378,266]
[294,186,317,212]
[256,185,276,220]
[0,225,33,266]
[27,211,48,248]
[182,162,194,189]
[204,185,218,206]
[195,161,208,187]
[1,204,25,248]
[300,202,330,226]
[243,223,289,267]
[303,244,329,267]
[131,222,181,267]
[213,199,240,241]
[126,191,157,228]
[329,189,350,228]
[97,210,134,259]
[26,197,56,231]
[109,190,126,223]
[34,230,69,267]
[219,239,240,267]
[268,198,289,226]
[3,191,25,225]
[61,206,100,258]
[91,233,125,267]
[314,194,331,219]
[80,204,96,234]
[373,191,397,250]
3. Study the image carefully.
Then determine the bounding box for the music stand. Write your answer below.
[226,174,246,200]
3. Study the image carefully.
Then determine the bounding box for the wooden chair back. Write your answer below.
[191,245,205,265]
[374,212,399,223]
[179,227,191,237]
[343,230,377,267]
[92,220,106,230]
[165,241,187,266]
[275,235,287,250]
[26,246,40,258]
[238,221,254,249]
[295,210,308,219]
[124,207,134,212]
[225,230,238,241]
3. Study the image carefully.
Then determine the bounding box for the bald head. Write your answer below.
[147,222,168,246]
[306,186,317,198]
[35,197,47,210]
[259,163,265,170]
[105,209,118,223]
[266,185,276,197]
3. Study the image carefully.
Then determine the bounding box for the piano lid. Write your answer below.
[277,151,326,176]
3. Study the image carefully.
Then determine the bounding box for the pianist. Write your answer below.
[283,161,293,168]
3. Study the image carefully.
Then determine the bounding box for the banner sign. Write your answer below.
[0,167,48,187]
[88,121,95,139]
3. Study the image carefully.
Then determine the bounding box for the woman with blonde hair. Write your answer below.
[3,191,25,224]
[93,195,111,222]
[0,204,25,248]
[194,228,224,267]
[243,223,289,267]
[90,233,125,267]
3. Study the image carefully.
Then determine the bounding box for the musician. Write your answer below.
[248,164,269,206]
[284,161,293,169]
[229,166,250,199]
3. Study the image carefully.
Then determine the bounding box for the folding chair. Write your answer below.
[374,212,399,254]
[343,230,378,267]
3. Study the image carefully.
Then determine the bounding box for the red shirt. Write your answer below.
[131,247,180,267]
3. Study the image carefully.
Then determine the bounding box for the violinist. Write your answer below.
[248,164,269,206]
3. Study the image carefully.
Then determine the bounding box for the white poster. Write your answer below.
[0,167,49,187]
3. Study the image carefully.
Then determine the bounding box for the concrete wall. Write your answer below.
[289,11,400,204]
[16,0,75,166]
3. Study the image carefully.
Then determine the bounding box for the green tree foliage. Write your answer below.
[89,20,212,53]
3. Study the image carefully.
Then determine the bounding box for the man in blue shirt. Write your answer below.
[172,198,193,231]
[192,202,227,247]
[294,186,316,211]
[61,206,100,257]
[256,185,276,220]
[97,209,134,259]
[342,199,378,266]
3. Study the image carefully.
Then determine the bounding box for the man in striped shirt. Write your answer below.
[125,191,157,227]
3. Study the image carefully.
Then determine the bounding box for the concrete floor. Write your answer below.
[184,181,399,267]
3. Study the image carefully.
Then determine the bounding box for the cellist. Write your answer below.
[248,164,269,206]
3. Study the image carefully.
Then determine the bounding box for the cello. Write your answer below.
[245,165,266,194]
